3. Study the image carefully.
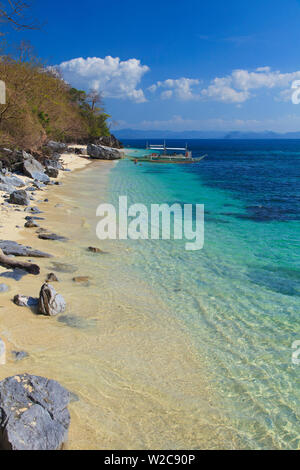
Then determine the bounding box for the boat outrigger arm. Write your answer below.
[131,142,207,164]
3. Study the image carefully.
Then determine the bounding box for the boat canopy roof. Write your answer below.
[149,145,187,151]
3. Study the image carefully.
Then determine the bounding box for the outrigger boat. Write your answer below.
[130,143,207,164]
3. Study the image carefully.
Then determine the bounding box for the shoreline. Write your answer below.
[0,146,117,449]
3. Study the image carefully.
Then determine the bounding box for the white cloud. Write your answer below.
[201,67,300,103]
[148,68,300,103]
[201,77,250,103]
[57,56,150,103]
[149,78,200,100]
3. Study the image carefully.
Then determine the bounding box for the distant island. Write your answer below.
[114,129,300,140]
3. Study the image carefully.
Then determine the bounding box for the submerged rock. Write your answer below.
[11,351,29,361]
[38,233,68,242]
[38,283,66,316]
[87,246,105,254]
[50,262,77,274]
[0,374,70,450]
[8,189,29,206]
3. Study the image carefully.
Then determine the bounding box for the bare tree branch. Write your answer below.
[0,1,39,31]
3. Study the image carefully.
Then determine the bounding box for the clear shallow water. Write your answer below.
[108,139,300,449]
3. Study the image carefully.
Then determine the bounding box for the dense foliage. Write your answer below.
[0,56,111,149]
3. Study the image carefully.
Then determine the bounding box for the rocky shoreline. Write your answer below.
[0,140,123,450]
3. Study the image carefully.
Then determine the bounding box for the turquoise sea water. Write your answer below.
[108,139,300,449]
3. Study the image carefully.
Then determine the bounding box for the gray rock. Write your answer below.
[0,174,24,189]
[0,283,9,293]
[45,167,59,178]
[24,219,39,228]
[25,206,43,214]
[8,189,29,206]
[13,295,38,307]
[38,283,66,316]
[0,240,52,258]
[47,141,67,154]
[0,374,70,450]
[22,157,50,183]
[0,183,14,193]
[46,273,59,282]
[87,144,122,160]
[45,158,63,170]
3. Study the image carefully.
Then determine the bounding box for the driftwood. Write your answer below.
[0,248,40,275]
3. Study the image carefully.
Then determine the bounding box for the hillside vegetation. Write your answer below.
[0,55,111,150]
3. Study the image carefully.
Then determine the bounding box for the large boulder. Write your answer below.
[97,135,123,149]
[8,189,30,206]
[87,144,122,160]
[22,157,50,184]
[38,283,66,316]
[47,141,67,154]
[0,374,70,450]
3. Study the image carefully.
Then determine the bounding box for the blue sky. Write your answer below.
[8,0,300,132]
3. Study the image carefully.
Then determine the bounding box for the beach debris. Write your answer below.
[0,283,9,293]
[13,295,38,307]
[0,240,52,258]
[87,143,122,160]
[46,273,59,282]
[0,338,5,365]
[8,189,30,206]
[0,374,70,450]
[0,249,40,275]
[11,351,29,362]
[38,283,66,316]
[50,262,77,273]
[38,232,68,242]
